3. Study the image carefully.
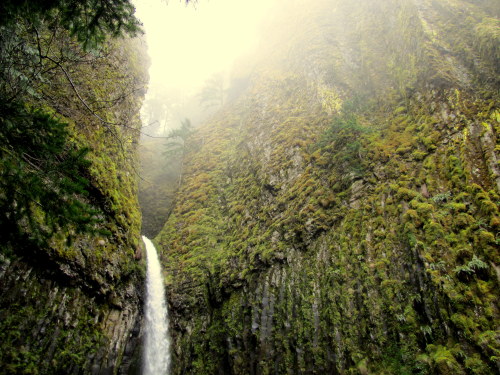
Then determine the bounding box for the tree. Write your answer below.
[0,0,146,249]
[0,0,143,50]
[141,88,174,136]
[0,102,102,246]
[163,118,194,159]
[198,73,226,110]
[163,118,194,188]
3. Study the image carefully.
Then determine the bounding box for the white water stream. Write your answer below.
[142,236,170,375]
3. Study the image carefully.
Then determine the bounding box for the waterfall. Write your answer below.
[142,236,170,375]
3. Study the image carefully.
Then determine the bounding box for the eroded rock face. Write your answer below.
[0,254,144,374]
[156,0,499,374]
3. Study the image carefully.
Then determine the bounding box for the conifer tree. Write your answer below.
[198,73,226,109]
[0,0,146,249]
[163,118,194,159]
[0,102,101,246]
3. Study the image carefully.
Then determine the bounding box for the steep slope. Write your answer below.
[0,7,148,374]
[156,0,500,374]
[139,137,181,238]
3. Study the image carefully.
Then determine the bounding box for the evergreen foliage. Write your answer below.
[139,138,181,238]
[0,101,101,247]
[163,118,194,159]
[0,0,146,251]
[0,0,148,372]
[198,73,226,110]
[0,0,143,50]
[314,112,369,179]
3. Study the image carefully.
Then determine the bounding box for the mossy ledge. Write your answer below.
[156,0,500,374]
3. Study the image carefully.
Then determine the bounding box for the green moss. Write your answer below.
[155,1,500,374]
[427,345,465,375]
[0,21,146,373]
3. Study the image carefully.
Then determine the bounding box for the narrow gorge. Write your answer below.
[1,0,499,374]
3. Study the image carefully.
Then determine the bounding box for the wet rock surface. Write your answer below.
[0,254,144,375]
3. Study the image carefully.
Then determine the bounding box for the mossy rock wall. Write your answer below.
[0,27,148,375]
[156,0,500,374]
[0,255,143,374]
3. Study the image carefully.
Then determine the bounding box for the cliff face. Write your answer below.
[156,0,500,373]
[0,14,148,374]
[0,255,142,374]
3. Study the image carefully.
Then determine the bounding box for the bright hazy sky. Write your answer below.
[134,0,272,92]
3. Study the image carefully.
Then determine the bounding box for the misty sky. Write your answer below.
[134,0,273,93]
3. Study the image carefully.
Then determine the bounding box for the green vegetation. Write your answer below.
[0,0,146,256]
[198,73,226,110]
[0,0,147,372]
[0,102,103,248]
[0,270,105,374]
[138,118,195,237]
[0,0,142,50]
[164,118,194,159]
[156,0,500,374]
[139,137,182,238]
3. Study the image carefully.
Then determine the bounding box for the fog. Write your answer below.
[134,0,274,135]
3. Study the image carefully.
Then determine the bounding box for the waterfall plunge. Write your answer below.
[142,236,170,375]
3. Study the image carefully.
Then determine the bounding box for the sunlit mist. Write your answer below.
[134,0,272,92]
